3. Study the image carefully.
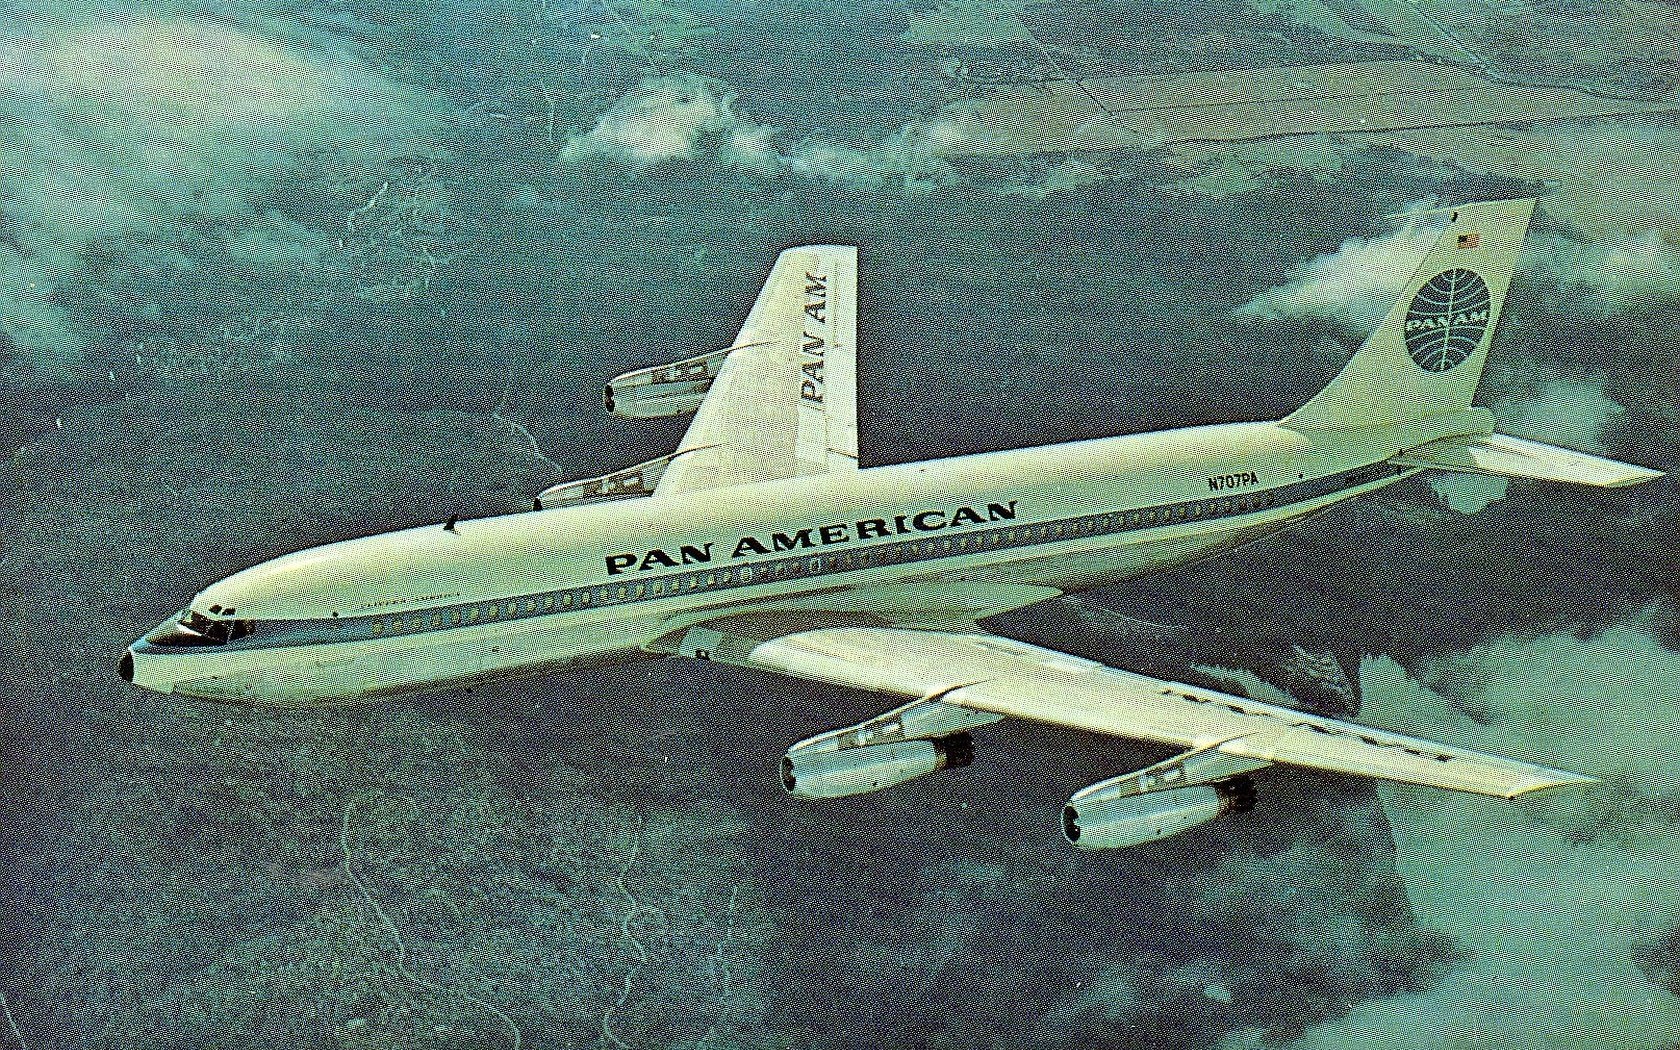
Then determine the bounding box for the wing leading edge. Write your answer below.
[653,245,858,496]
[708,625,1590,799]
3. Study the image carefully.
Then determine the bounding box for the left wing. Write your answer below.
[652,245,859,496]
[669,621,1590,799]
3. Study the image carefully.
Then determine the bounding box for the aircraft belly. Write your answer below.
[170,616,650,705]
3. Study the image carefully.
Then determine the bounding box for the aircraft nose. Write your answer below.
[119,641,176,694]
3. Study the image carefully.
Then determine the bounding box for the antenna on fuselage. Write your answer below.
[444,515,458,532]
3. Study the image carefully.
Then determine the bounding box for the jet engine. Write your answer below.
[782,733,974,799]
[605,346,733,418]
[1062,776,1256,850]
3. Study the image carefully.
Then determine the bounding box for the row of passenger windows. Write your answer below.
[362,489,1283,639]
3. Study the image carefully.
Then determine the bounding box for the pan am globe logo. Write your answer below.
[1404,269,1491,371]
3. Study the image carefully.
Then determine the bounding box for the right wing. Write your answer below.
[672,620,1590,798]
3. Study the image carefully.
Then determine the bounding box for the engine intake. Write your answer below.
[782,733,974,799]
[1062,776,1256,850]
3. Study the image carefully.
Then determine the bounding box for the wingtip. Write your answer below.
[1606,467,1665,488]
[1505,771,1599,799]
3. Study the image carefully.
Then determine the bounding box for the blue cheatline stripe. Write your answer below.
[179,465,1408,653]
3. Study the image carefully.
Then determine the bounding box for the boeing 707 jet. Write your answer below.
[123,199,1661,849]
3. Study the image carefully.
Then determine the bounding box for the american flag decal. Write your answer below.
[1457,232,1481,248]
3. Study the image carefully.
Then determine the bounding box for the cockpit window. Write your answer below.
[152,610,255,646]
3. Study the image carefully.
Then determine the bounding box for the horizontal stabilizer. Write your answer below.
[1394,432,1663,488]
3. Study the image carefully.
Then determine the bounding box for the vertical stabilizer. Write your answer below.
[1283,199,1535,431]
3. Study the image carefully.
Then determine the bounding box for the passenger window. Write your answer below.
[466,607,480,623]
[542,595,555,610]
[578,591,592,605]
[634,584,646,597]
[652,581,664,595]
[562,593,573,607]
[809,557,821,572]
[707,573,718,586]
[615,586,628,600]
[371,621,385,636]
[449,610,462,625]
[429,614,443,629]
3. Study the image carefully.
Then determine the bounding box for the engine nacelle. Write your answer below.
[1062,777,1256,850]
[782,734,974,799]
[535,453,675,510]
[606,346,733,418]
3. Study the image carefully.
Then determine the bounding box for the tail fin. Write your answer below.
[1283,199,1536,431]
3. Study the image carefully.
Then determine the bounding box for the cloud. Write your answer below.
[1534,233,1680,311]
[1236,217,1444,328]
[1494,378,1626,453]
[562,74,986,186]
[1427,473,1509,515]
[562,74,772,167]
[1234,222,1680,334]
[1247,615,1680,1050]
[0,9,438,362]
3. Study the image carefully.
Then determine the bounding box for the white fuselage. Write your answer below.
[123,420,1423,704]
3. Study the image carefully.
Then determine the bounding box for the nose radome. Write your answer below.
[118,651,134,683]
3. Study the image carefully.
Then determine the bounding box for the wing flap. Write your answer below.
[736,627,1591,798]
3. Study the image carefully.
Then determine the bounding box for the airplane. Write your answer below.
[122,198,1663,850]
